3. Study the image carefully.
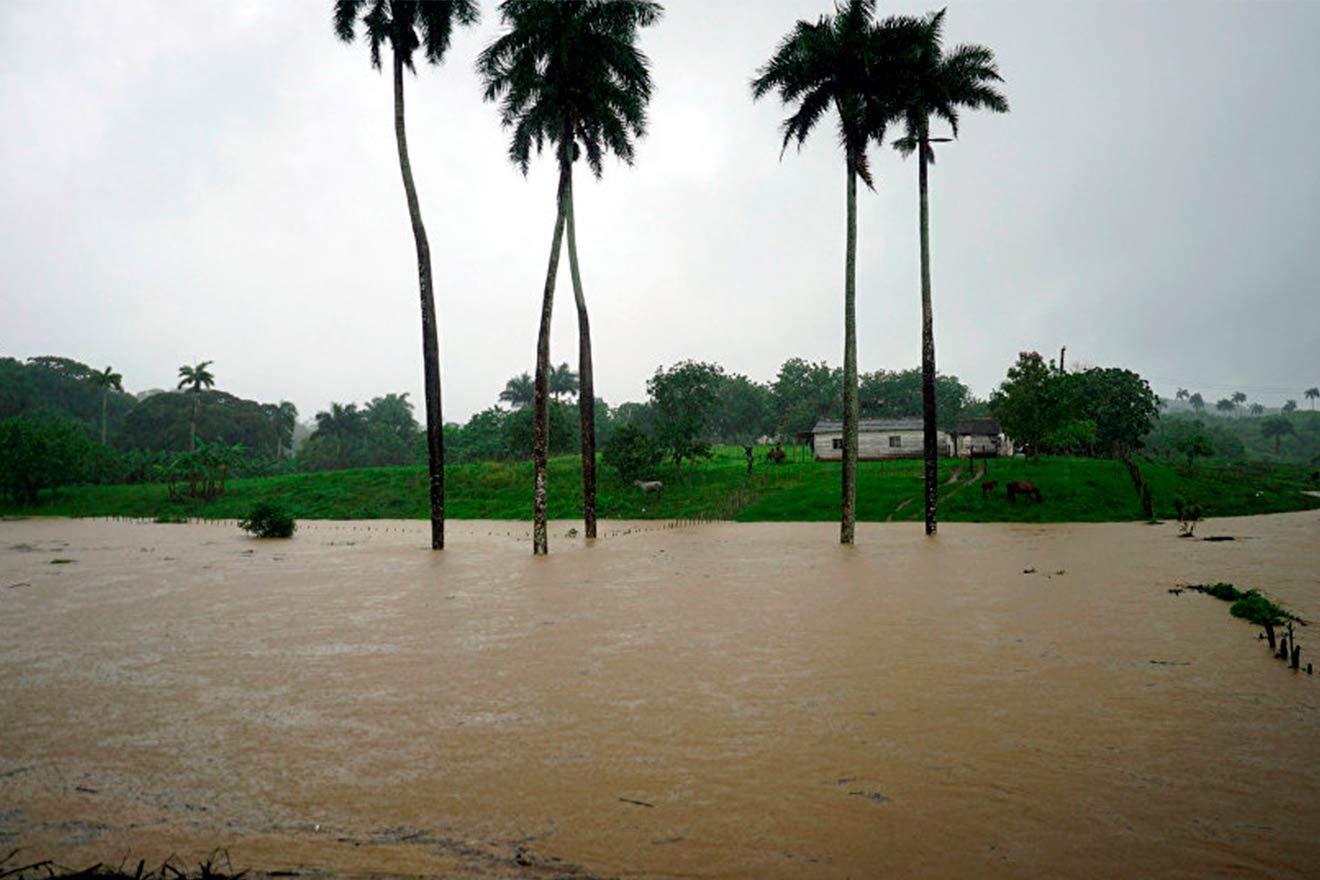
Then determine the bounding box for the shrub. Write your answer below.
[239,501,296,538]
[602,423,662,482]
[1229,590,1289,627]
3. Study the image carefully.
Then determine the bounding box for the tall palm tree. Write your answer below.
[1231,391,1247,415]
[1306,387,1319,410]
[1175,388,1189,402]
[549,362,580,401]
[87,366,123,445]
[177,361,215,452]
[753,0,915,545]
[891,8,1007,536]
[480,0,661,554]
[334,0,479,551]
[499,372,536,408]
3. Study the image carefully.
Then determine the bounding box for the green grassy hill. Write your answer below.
[4,447,1317,523]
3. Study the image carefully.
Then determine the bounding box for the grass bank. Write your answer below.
[3,448,1317,523]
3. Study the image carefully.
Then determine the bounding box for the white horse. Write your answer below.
[633,479,663,499]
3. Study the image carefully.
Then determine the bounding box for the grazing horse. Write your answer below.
[981,479,999,498]
[633,479,663,499]
[1006,480,1042,504]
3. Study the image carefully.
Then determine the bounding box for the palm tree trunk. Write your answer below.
[841,156,859,545]
[189,395,198,452]
[564,167,597,540]
[918,129,938,537]
[393,46,446,550]
[100,390,108,445]
[533,161,572,555]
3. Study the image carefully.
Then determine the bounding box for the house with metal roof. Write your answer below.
[810,418,953,461]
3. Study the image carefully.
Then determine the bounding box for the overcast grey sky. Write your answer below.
[3,0,1318,422]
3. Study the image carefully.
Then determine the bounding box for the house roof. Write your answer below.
[812,418,924,433]
[956,418,1003,435]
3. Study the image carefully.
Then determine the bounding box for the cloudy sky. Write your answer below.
[3,0,1318,423]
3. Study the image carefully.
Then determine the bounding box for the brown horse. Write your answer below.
[981,479,999,498]
[1006,480,1042,504]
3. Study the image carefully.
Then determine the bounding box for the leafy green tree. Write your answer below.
[602,423,662,482]
[1189,392,1205,413]
[499,372,535,408]
[1261,416,1296,456]
[177,361,216,451]
[1306,387,1319,410]
[87,366,124,444]
[770,358,841,441]
[364,392,421,465]
[612,401,655,435]
[711,373,771,445]
[890,8,1007,535]
[1175,388,1189,402]
[648,360,723,471]
[1043,419,1098,456]
[752,0,913,544]
[1216,398,1235,414]
[121,388,277,454]
[0,415,95,504]
[451,406,510,462]
[335,0,480,551]
[1249,402,1265,416]
[1231,391,1247,414]
[480,0,661,553]
[1172,423,1215,469]
[989,352,1058,456]
[502,399,579,460]
[859,368,971,433]
[272,401,298,458]
[1282,399,1298,414]
[1077,367,1160,455]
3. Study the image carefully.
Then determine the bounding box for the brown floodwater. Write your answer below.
[2,513,1318,878]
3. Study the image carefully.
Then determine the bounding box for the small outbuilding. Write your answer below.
[955,417,1013,458]
[811,418,953,461]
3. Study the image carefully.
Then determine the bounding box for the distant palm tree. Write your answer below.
[87,366,123,445]
[891,8,1007,537]
[499,372,535,408]
[1282,399,1298,414]
[1175,388,1190,402]
[177,361,215,451]
[1261,416,1295,456]
[1231,391,1247,416]
[752,0,916,544]
[1215,398,1235,414]
[1306,387,1320,410]
[1189,392,1205,412]
[549,362,580,401]
[1249,402,1264,416]
[314,402,366,468]
[334,0,480,551]
[480,0,661,553]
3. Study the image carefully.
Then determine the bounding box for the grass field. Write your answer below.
[4,447,1318,523]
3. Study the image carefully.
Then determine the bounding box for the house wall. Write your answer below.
[955,433,1015,458]
[814,429,952,460]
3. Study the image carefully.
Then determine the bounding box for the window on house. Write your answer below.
[889,436,902,448]
[832,438,843,450]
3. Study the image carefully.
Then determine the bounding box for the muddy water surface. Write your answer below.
[2,515,1319,878]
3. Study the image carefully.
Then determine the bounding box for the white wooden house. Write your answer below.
[955,418,1014,458]
[811,418,953,461]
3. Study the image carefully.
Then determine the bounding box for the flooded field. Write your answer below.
[2,513,1319,878]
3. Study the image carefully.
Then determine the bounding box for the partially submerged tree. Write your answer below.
[480,0,661,553]
[891,8,1007,535]
[334,0,480,550]
[87,366,124,444]
[176,361,215,451]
